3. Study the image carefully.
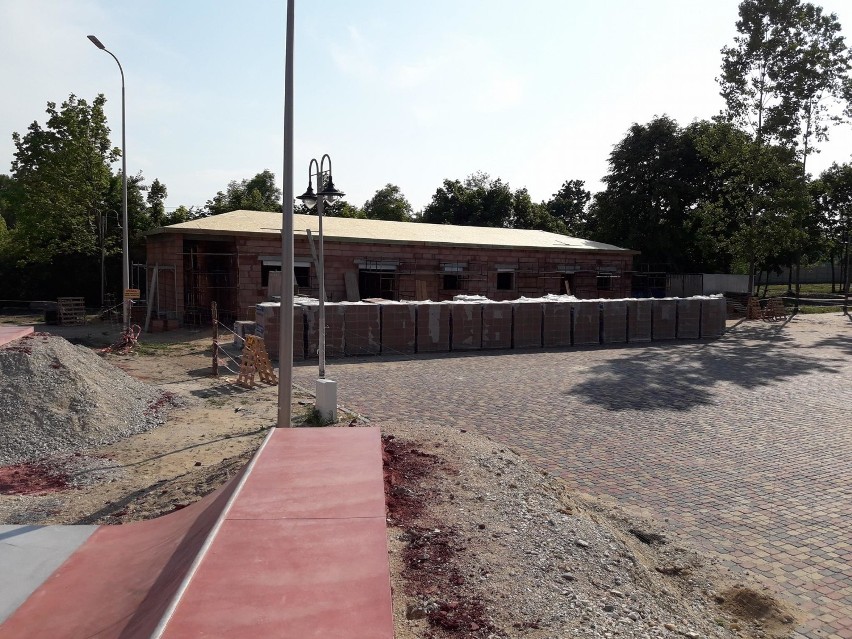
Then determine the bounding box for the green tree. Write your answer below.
[204,169,282,215]
[510,188,567,234]
[588,116,713,272]
[421,172,514,227]
[811,163,852,290]
[546,180,591,237]
[363,184,413,221]
[10,94,118,264]
[147,178,168,228]
[0,174,22,230]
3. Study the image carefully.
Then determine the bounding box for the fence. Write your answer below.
[253,297,727,360]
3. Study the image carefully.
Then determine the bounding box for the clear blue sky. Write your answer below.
[1,0,851,213]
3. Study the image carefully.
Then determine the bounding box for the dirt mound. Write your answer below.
[0,333,176,466]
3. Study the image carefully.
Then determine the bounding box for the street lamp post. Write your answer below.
[297,155,344,421]
[88,34,129,329]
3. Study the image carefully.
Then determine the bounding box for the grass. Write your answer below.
[796,305,847,315]
[762,283,847,296]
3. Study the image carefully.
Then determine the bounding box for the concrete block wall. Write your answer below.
[572,301,600,346]
[343,304,381,356]
[676,299,701,339]
[416,303,451,352]
[451,304,482,351]
[255,296,726,361]
[652,299,677,340]
[627,300,652,342]
[378,303,416,355]
[601,301,627,344]
[512,303,542,348]
[482,303,513,349]
[542,302,572,348]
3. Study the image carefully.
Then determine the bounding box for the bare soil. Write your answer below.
[0,318,799,637]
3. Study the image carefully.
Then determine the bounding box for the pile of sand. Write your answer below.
[0,333,175,466]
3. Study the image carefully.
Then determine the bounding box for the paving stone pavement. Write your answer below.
[294,314,852,639]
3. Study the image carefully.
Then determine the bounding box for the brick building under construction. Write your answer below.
[143,210,636,325]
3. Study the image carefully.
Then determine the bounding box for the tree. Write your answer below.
[811,163,852,290]
[204,169,282,216]
[147,178,168,228]
[588,116,713,272]
[546,180,591,237]
[719,0,804,146]
[10,94,118,264]
[421,172,514,227]
[363,184,413,221]
[510,188,567,234]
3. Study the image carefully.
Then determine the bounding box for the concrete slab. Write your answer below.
[0,325,34,347]
[0,525,96,624]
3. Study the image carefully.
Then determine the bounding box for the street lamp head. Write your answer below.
[87,35,106,50]
[318,174,345,204]
[297,180,318,209]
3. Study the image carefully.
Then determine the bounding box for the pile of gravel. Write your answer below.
[0,333,175,466]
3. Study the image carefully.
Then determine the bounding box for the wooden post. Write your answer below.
[212,301,219,378]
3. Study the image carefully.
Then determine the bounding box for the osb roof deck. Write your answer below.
[147,210,635,253]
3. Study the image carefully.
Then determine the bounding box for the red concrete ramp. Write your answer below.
[0,427,393,639]
[0,325,34,347]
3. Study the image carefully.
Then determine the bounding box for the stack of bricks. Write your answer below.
[512,302,542,349]
[451,303,482,351]
[676,299,701,339]
[416,303,451,353]
[378,303,416,355]
[254,303,305,361]
[482,302,512,349]
[627,300,652,342]
[542,302,571,347]
[601,301,627,344]
[343,304,381,356]
[700,297,726,338]
[652,299,677,340]
[572,301,600,346]
[304,303,345,359]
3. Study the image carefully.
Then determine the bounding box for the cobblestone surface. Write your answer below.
[294,314,852,639]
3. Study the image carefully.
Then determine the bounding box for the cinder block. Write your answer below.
[482,302,512,349]
[512,302,542,349]
[627,300,652,342]
[572,301,600,346]
[700,297,726,338]
[416,303,450,353]
[676,298,701,339]
[379,303,416,355]
[652,299,677,340]
[542,302,571,347]
[451,303,482,350]
[600,301,627,344]
[343,304,381,356]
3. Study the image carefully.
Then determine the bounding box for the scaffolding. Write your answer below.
[182,244,240,326]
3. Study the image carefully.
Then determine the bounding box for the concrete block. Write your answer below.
[572,301,600,346]
[315,378,337,423]
[343,304,381,356]
[416,303,450,353]
[700,297,726,338]
[676,298,701,339]
[512,302,542,349]
[304,303,345,359]
[627,300,652,342]
[652,299,677,340]
[600,301,627,344]
[542,302,571,348]
[379,303,416,355]
[482,303,512,349]
[451,303,482,350]
[233,321,256,349]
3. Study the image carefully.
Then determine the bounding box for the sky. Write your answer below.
[1,0,851,214]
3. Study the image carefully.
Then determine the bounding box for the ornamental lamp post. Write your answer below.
[87,34,130,329]
[297,154,344,422]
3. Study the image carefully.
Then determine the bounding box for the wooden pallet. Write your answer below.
[764,298,788,321]
[58,297,86,325]
[746,297,763,320]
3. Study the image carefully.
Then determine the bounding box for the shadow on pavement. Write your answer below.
[567,323,843,411]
